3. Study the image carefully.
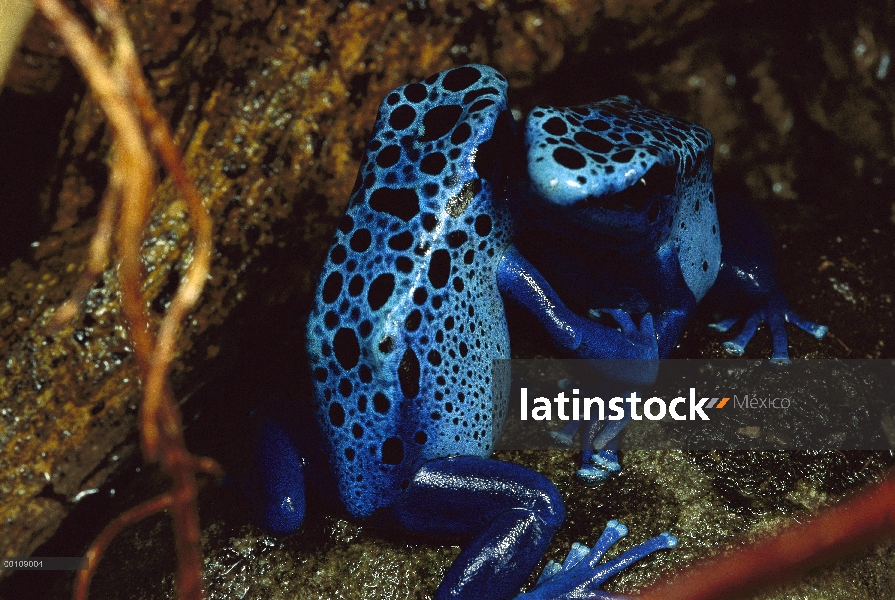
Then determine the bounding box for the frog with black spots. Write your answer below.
[246,64,825,600]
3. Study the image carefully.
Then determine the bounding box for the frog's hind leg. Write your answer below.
[387,456,565,600]
[241,417,308,535]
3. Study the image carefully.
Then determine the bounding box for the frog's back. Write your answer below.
[306,66,514,518]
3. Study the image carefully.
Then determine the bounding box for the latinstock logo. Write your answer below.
[518,388,734,422]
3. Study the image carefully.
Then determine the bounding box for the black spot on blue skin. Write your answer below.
[583,118,610,132]
[334,328,360,369]
[404,82,427,102]
[379,337,393,353]
[447,230,468,247]
[348,275,364,296]
[420,152,447,175]
[462,87,499,104]
[350,228,371,252]
[453,277,464,292]
[314,367,328,382]
[464,250,474,264]
[329,402,345,426]
[359,320,372,337]
[324,311,339,329]
[389,104,416,130]
[359,365,372,383]
[420,105,463,142]
[422,213,438,231]
[353,424,363,438]
[376,145,401,167]
[612,149,636,163]
[442,66,481,91]
[423,182,440,197]
[368,273,395,310]
[469,99,494,112]
[382,437,404,464]
[702,260,709,271]
[626,133,644,144]
[339,378,352,396]
[386,93,400,105]
[373,392,390,413]
[574,131,613,153]
[405,309,422,331]
[338,217,354,237]
[322,272,342,303]
[345,448,355,460]
[396,256,413,272]
[414,431,427,444]
[451,123,471,144]
[427,349,441,366]
[475,214,492,236]
[369,187,420,221]
[553,146,586,169]
[399,349,420,398]
[388,231,413,250]
[695,200,701,212]
[543,117,568,136]
[428,249,451,288]
[330,244,347,264]
[413,287,428,304]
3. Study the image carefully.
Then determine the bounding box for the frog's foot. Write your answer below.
[710,293,827,362]
[518,520,677,600]
[576,449,621,486]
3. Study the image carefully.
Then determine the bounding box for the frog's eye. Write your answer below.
[579,162,675,222]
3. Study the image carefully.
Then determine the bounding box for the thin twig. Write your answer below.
[73,493,175,600]
[639,470,895,600]
[31,1,218,599]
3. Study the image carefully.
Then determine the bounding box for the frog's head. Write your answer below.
[518,96,713,253]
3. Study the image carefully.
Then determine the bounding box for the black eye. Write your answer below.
[578,162,676,215]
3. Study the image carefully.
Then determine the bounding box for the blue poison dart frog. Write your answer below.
[248,64,827,599]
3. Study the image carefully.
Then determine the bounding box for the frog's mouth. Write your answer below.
[573,162,676,241]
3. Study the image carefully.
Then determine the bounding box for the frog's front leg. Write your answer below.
[496,245,659,373]
[386,456,674,600]
[706,194,827,362]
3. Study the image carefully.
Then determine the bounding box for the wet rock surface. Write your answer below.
[1,0,894,598]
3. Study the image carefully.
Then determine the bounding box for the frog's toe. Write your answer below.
[576,450,621,485]
[722,313,761,356]
[536,541,593,584]
[786,310,828,339]
[720,294,827,361]
[519,521,676,599]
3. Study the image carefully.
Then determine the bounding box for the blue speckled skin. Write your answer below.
[252,64,826,599]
